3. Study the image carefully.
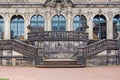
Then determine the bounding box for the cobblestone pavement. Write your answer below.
[0,66,120,80]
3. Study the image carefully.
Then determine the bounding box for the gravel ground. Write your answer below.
[0,66,120,80]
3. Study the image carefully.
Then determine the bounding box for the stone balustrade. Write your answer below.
[28,31,88,41]
[0,39,39,56]
[78,39,118,57]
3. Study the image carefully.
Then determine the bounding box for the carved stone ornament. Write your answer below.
[56,3,62,15]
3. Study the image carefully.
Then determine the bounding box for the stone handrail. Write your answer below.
[0,39,119,60]
[28,31,88,41]
[0,39,39,57]
[12,39,38,56]
[78,39,118,57]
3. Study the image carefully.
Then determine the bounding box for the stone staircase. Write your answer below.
[37,52,85,68]
[36,59,85,68]
[44,59,77,65]
[36,39,120,68]
[0,39,119,67]
[0,39,43,65]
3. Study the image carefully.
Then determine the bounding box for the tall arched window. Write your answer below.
[52,14,66,31]
[93,15,107,39]
[113,14,120,39]
[10,15,24,39]
[73,14,87,31]
[0,16,4,39]
[30,15,44,31]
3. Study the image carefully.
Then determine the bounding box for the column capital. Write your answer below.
[46,6,51,13]
[66,11,72,16]
[67,6,72,11]
[45,8,51,18]
[87,11,93,20]
[87,11,93,16]
[4,12,10,18]
[107,11,113,20]
[24,12,30,20]
[66,7,72,16]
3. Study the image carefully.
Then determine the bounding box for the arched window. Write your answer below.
[10,15,24,39]
[113,14,120,39]
[0,16,4,39]
[30,15,44,31]
[52,14,66,31]
[73,15,87,31]
[93,15,107,39]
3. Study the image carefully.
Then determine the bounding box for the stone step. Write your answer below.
[49,53,74,59]
[36,59,86,68]
[36,64,85,68]
[43,59,78,65]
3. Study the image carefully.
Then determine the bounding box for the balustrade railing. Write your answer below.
[0,39,119,60]
[28,31,88,41]
[12,39,38,56]
[0,40,39,56]
[78,39,118,57]
[0,40,12,50]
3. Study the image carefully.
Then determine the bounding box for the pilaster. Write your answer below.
[107,12,113,39]
[24,12,30,40]
[45,7,51,31]
[66,7,72,31]
[4,12,10,39]
[87,12,93,39]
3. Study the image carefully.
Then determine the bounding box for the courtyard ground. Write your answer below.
[0,66,120,80]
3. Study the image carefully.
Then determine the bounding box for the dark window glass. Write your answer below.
[93,15,107,39]
[73,15,87,31]
[30,15,44,31]
[0,16,4,39]
[113,14,120,39]
[10,15,24,39]
[52,14,66,31]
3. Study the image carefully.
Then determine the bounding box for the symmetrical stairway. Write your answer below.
[0,25,119,67]
[0,38,119,67]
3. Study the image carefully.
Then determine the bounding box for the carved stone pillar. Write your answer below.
[66,7,72,31]
[45,7,51,31]
[87,12,93,39]
[24,12,30,40]
[4,12,10,39]
[107,12,113,39]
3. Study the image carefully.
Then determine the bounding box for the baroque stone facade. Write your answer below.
[0,0,120,66]
[0,0,119,40]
